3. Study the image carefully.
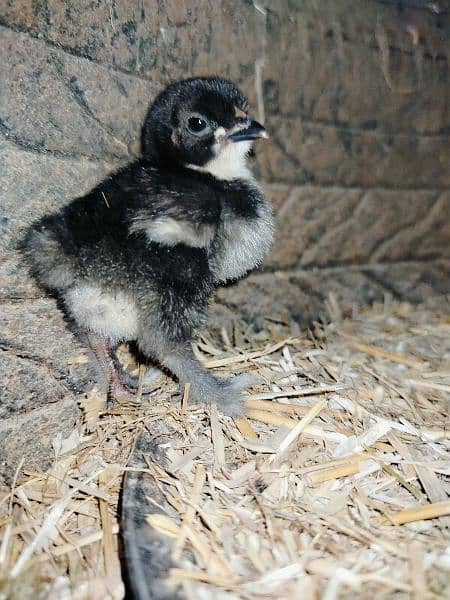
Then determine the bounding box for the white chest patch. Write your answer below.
[64,285,139,342]
[186,140,254,182]
[130,214,215,248]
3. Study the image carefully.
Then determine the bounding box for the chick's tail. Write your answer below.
[24,224,76,292]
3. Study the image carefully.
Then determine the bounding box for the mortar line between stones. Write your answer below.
[0,21,151,84]
[266,113,450,140]
[255,258,450,278]
[264,180,450,193]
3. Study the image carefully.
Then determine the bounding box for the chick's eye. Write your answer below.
[188,116,207,134]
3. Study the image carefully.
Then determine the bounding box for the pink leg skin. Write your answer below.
[86,333,139,407]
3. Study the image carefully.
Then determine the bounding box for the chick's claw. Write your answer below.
[215,374,257,417]
[189,373,256,417]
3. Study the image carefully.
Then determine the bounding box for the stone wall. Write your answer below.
[1,0,449,480]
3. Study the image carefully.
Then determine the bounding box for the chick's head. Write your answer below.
[141,77,267,172]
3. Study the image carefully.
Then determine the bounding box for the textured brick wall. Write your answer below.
[1,0,449,480]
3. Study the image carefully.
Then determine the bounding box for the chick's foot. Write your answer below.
[190,373,256,417]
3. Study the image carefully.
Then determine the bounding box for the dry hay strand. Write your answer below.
[1,297,450,599]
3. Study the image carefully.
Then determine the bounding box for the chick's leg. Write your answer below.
[86,333,140,405]
[138,332,253,417]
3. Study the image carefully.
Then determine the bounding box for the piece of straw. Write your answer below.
[234,417,258,439]
[269,399,326,464]
[204,338,297,368]
[386,500,450,525]
[172,464,206,560]
[350,341,425,369]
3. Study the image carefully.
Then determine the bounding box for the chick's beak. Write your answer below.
[227,120,268,142]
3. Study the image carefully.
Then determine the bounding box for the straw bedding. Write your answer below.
[1,296,449,599]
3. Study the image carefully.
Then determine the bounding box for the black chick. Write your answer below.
[24,77,273,416]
